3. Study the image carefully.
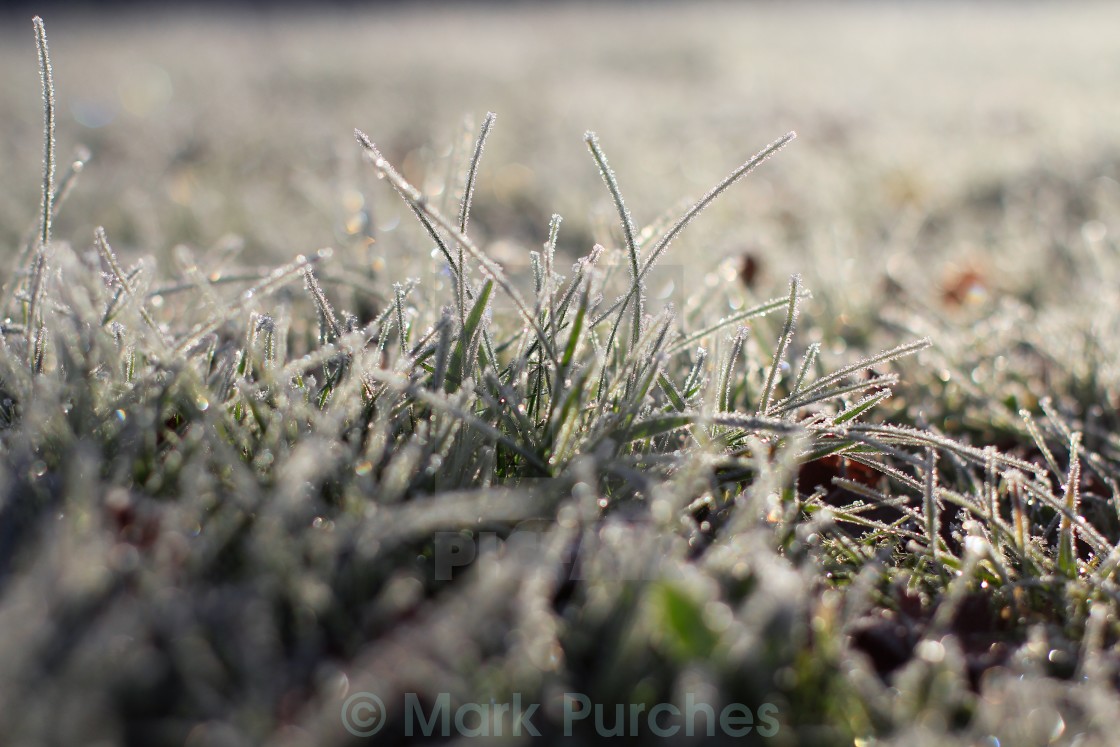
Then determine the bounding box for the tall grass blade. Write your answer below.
[356,129,557,363]
[455,112,496,326]
[304,265,342,343]
[759,274,801,415]
[25,18,56,368]
[717,327,747,413]
[33,17,55,252]
[585,131,643,348]
[639,131,795,288]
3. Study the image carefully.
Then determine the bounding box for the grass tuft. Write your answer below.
[2,17,1120,747]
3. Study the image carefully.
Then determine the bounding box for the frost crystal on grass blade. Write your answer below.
[759,274,801,415]
[24,18,56,369]
[585,131,644,349]
[32,17,55,251]
[95,228,169,351]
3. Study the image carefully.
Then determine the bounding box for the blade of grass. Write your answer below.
[585,131,643,349]
[593,131,796,329]
[95,227,171,353]
[25,17,56,368]
[759,274,801,415]
[446,279,493,392]
[1058,432,1082,577]
[456,112,496,328]
[356,129,557,364]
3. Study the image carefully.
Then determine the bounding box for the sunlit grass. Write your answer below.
[2,13,1120,747]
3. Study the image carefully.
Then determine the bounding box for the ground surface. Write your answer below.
[2,3,1120,745]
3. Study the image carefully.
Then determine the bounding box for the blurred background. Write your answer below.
[1,1,1118,319]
